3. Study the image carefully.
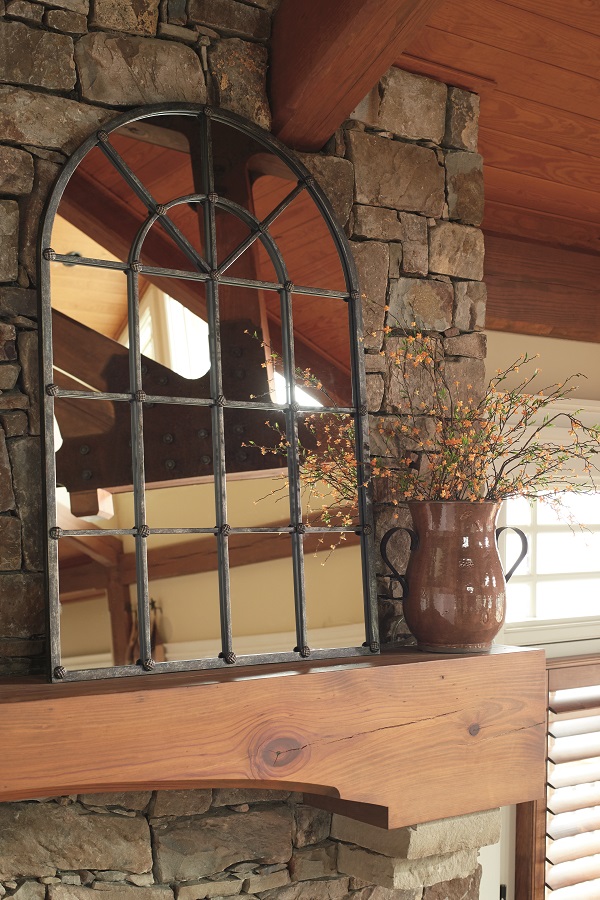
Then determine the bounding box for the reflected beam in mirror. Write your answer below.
[117,514,351,586]
[56,503,122,568]
[70,488,115,520]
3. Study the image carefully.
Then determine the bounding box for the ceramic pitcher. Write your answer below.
[380,500,528,653]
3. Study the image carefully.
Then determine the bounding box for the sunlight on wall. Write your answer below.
[486,331,600,401]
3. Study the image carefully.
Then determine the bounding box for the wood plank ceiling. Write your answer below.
[395,0,600,343]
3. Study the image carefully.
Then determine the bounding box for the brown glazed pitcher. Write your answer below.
[380,501,528,653]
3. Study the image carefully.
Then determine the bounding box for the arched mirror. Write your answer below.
[41,105,378,681]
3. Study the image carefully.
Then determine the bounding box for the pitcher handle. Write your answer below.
[495,526,528,582]
[380,527,419,597]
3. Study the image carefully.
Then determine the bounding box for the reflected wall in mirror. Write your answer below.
[43,106,376,680]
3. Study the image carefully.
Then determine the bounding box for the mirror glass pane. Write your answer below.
[143,401,215,529]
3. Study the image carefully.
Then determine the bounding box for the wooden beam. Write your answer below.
[52,308,129,395]
[394,53,497,96]
[484,234,600,343]
[70,489,115,520]
[56,504,123,569]
[58,560,108,599]
[515,800,546,900]
[0,647,546,829]
[270,0,444,151]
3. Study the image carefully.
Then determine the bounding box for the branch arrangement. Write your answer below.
[246,329,600,519]
[374,330,600,506]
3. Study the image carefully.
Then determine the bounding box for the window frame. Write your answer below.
[500,399,600,651]
[41,103,379,683]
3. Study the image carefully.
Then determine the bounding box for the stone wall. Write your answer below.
[0,790,499,900]
[0,4,493,898]
[336,71,485,644]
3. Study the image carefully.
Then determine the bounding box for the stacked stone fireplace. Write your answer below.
[0,0,495,897]
[0,791,499,899]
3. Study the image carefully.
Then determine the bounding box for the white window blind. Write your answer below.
[547,679,600,898]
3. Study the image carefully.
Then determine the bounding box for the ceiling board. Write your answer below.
[496,0,600,38]
[430,0,600,81]
[479,127,600,196]
[484,168,600,227]
[480,93,600,162]
[403,27,600,120]
[483,201,600,255]
[397,0,600,342]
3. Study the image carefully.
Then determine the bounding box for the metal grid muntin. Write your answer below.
[40,104,379,683]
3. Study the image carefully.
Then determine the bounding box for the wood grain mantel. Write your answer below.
[0,646,546,829]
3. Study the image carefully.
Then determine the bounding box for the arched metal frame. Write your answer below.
[40,104,379,682]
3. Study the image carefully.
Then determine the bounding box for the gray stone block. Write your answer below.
[75,33,206,106]
[153,808,292,881]
[388,278,453,332]
[446,151,484,226]
[288,844,337,881]
[347,131,445,218]
[292,804,331,848]
[352,206,404,242]
[188,0,270,40]
[350,240,389,352]
[0,803,152,878]
[79,793,152,812]
[260,880,350,900]
[49,889,171,900]
[428,222,484,281]
[152,789,212,818]
[453,282,486,332]
[0,86,110,153]
[444,332,487,360]
[90,0,160,35]
[211,788,289,807]
[295,153,354,227]
[208,39,270,130]
[444,88,480,153]
[377,69,447,143]
[0,21,75,90]
[0,147,34,196]
[0,200,19,283]
[45,9,88,33]
[331,809,500,860]
[337,844,479,891]
[7,435,43,570]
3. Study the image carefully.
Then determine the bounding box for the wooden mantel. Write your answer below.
[0,646,546,829]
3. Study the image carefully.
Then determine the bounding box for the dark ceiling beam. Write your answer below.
[484,233,600,344]
[270,0,445,151]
